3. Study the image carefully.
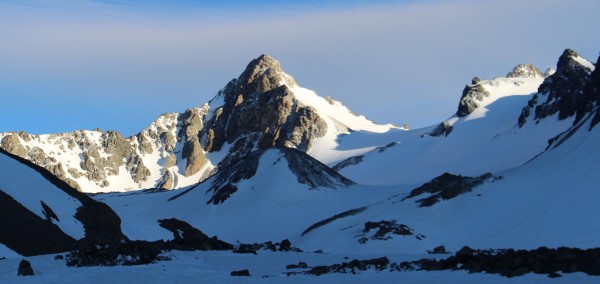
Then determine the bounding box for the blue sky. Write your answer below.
[1,0,599,136]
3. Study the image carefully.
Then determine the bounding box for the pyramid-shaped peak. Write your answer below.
[506,63,545,78]
[238,54,297,93]
[557,48,595,73]
[245,54,281,72]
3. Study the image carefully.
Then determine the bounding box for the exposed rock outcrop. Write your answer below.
[332,155,364,171]
[17,259,34,276]
[456,77,491,117]
[402,172,501,207]
[395,246,600,278]
[506,63,545,78]
[427,120,454,137]
[357,220,425,243]
[158,218,233,251]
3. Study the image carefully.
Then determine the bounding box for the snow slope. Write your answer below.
[0,243,19,259]
[0,151,85,240]
[95,148,400,243]
[335,75,575,186]
[297,116,600,254]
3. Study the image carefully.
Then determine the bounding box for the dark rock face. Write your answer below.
[456,77,491,117]
[283,148,355,189]
[233,239,302,254]
[158,218,233,251]
[66,236,169,267]
[577,55,600,129]
[286,262,309,269]
[0,190,76,256]
[402,172,500,207]
[357,220,424,243]
[519,49,594,127]
[332,155,364,171]
[17,259,34,276]
[395,246,600,278]
[230,269,251,276]
[40,201,59,222]
[74,201,125,244]
[201,54,327,167]
[286,257,390,276]
[302,207,367,236]
[428,245,448,254]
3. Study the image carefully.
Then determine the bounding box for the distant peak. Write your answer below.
[557,48,594,73]
[544,68,556,77]
[506,63,545,78]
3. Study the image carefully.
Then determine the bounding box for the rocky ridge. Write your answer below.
[518,49,597,127]
[0,106,213,193]
[506,63,545,79]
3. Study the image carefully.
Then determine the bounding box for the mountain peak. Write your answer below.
[518,49,594,126]
[506,63,545,78]
[557,48,595,73]
[238,54,297,94]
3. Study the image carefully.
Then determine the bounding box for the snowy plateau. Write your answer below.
[1,48,600,283]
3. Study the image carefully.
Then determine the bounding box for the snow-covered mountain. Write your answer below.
[1,49,600,282]
[0,54,395,193]
[335,49,598,186]
[92,48,599,251]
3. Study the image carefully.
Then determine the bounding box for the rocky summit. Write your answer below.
[200,54,328,168]
[0,55,337,193]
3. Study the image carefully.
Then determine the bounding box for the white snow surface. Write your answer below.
[573,55,596,71]
[300,118,600,254]
[289,85,399,164]
[0,152,85,239]
[336,76,566,185]
[0,243,19,259]
[96,149,400,243]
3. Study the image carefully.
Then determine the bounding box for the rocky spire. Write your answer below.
[201,54,327,168]
[455,77,491,117]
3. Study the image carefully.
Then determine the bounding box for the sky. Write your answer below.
[0,0,599,136]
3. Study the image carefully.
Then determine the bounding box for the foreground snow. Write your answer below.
[0,251,597,283]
